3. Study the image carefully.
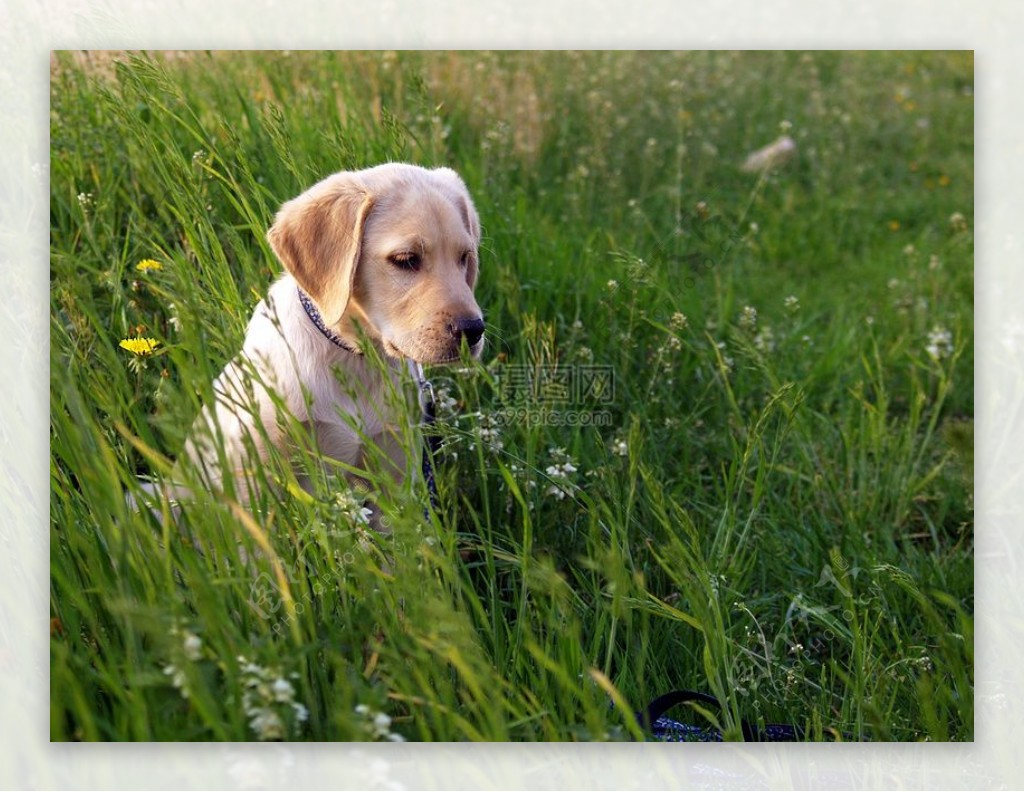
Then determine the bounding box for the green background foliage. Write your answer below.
[50,50,973,741]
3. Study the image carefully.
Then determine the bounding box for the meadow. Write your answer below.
[49,50,974,742]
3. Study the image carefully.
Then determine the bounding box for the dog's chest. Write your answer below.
[303,364,409,466]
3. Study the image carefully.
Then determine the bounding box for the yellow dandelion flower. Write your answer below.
[938,174,951,187]
[136,259,163,272]
[119,337,160,356]
[888,220,901,232]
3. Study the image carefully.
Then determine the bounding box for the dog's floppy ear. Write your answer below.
[458,191,481,291]
[431,167,481,289]
[267,174,374,326]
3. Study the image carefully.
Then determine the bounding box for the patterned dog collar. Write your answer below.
[296,287,360,354]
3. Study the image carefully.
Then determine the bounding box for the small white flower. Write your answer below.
[77,191,93,208]
[167,303,182,332]
[335,491,359,512]
[183,632,203,661]
[670,312,688,331]
[435,387,458,414]
[739,305,758,331]
[926,326,953,361]
[163,664,189,698]
[249,708,284,741]
[606,279,619,291]
[271,677,295,703]
[355,704,404,742]
[784,295,800,312]
[715,341,734,371]
[335,491,373,526]
[611,439,628,457]
[469,411,503,452]
[373,712,392,735]
[754,326,775,352]
[237,655,308,740]
[545,485,568,501]
[948,211,968,233]
[543,448,580,501]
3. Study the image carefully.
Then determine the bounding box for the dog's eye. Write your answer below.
[459,251,474,268]
[388,252,421,272]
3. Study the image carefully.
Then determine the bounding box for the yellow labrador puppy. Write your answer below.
[180,163,484,504]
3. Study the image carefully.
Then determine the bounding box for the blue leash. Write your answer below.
[638,690,803,742]
[418,373,441,511]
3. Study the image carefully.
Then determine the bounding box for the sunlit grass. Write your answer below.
[50,50,973,741]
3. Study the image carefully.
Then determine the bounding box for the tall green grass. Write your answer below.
[50,50,973,741]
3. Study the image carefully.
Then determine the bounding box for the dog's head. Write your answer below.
[267,163,484,363]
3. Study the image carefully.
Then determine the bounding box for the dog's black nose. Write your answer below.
[453,317,485,347]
